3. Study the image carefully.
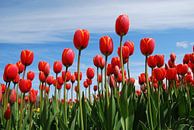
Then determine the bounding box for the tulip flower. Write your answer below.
[4,103,11,120]
[166,68,177,80]
[53,61,63,74]
[153,68,166,81]
[86,67,95,79]
[62,71,71,82]
[74,72,82,81]
[4,64,19,81]
[27,71,35,81]
[16,61,25,74]
[170,53,176,62]
[71,74,75,101]
[62,48,75,67]
[135,90,142,96]
[9,89,17,104]
[29,89,38,104]
[155,54,164,68]
[183,54,190,64]
[148,55,157,69]
[109,75,116,89]
[115,14,130,36]
[39,71,46,82]
[20,50,34,66]
[13,74,20,85]
[93,85,98,92]
[138,73,146,85]
[66,83,71,100]
[176,64,188,76]
[0,87,2,103]
[19,79,32,93]
[107,64,114,76]
[46,75,54,85]
[117,45,130,63]
[45,86,50,94]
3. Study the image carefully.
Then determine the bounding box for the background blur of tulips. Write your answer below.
[1,9,194,130]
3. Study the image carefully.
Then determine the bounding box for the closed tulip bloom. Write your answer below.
[27,71,35,81]
[16,61,25,74]
[66,83,71,90]
[135,90,142,96]
[113,65,120,77]
[117,73,122,83]
[74,86,79,93]
[74,72,82,81]
[13,74,20,84]
[184,73,192,83]
[168,59,176,68]
[147,55,157,68]
[53,61,62,74]
[4,64,18,81]
[155,54,164,68]
[71,75,76,83]
[99,36,114,56]
[20,50,34,66]
[138,73,146,85]
[62,48,75,67]
[166,68,177,80]
[24,95,29,103]
[97,74,102,83]
[176,64,188,76]
[83,81,89,88]
[29,89,38,104]
[39,84,45,90]
[99,57,105,69]
[93,85,98,92]
[183,54,190,64]
[93,55,103,68]
[0,87,2,102]
[115,14,130,36]
[62,71,71,82]
[107,64,114,76]
[170,53,176,62]
[39,71,46,82]
[128,77,135,85]
[45,86,50,94]
[10,89,17,104]
[56,83,62,90]
[140,38,155,56]
[111,57,121,68]
[73,29,90,50]
[86,78,92,86]
[117,45,130,62]
[0,84,6,93]
[57,76,64,85]
[124,41,134,56]
[153,68,166,81]
[190,53,194,63]
[38,61,47,71]
[19,79,32,93]
[109,75,116,88]
[4,103,11,120]
[86,67,95,79]
[46,76,54,85]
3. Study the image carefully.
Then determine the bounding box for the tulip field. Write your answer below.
[1,14,194,130]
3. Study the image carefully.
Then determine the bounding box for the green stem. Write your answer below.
[88,85,91,103]
[29,104,33,130]
[145,56,154,130]
[127,58,130,79]
[55,73,58,99]
[77,50,84,130]
[158,81,161,130]
[101,69,104,97]
[105,55,109,107]
[22,66,26,79]
[119,36,125,85]
[97,67,100,96]
[71,83,74,101]
[19,93,25,130]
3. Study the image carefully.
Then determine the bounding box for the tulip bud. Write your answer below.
[115,14,130,36]
[140,38,155,56]
[148,55,157,69]
[86,67,95,79]
[19,79,32,93]
[138,73,146,85]
[29,89,38,104]
[46,76,54,85]
[62,48,75,67]
[27,71,35,81]
[39,71,46,82]
[71,75,76,83]
[10,89,17,104]
[4,103,11,120]
[124,41,134,56]
[166,68,177,80]
[153,68,166,81]
[93,85,98,92]
[62,71,71,82]
[16,61,25,74]
[20,50,34,66]
[99,36,114,56]
[66,83,71,90]
[53,61,62,74]
[155,54,164,68]
[4,64,19,81]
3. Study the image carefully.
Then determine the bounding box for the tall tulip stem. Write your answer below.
[97,67,100,96]
[119,36,125,85]
[101,69,104,97]
[145,56,154,130]
[127,59,130,79]
[158,81,161,130]
[77,50,84,130]
[105,55,109,107]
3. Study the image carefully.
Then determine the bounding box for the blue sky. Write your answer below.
[0,0,194,96]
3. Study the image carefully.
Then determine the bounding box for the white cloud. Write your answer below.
[1,0,194,43]
[176,41,194,48]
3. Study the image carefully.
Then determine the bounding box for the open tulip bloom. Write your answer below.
[0,14,194,130]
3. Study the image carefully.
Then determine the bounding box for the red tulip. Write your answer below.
[176,64,188,76]
[138,73,146,85]
[140,38,155,56]
[111,57,121,68]
[97,74,102,83]
[86,78,92,86]
[39,84,45,91]
[86,67,95,79]
[74,86,79,93]
[24,96,29,103]
[13,74,20,84]
[107,64,114,76]
[153,68,166,81]
[124,41,134,56]
[135,90,142,96]
[99,36,114,56]
[19,79,32,93]
[27,71,35,81]
[183,54,190,64]
[117,73,122,83]
[4,64,18,81]
[166,68,177,80]
[170,53,176,62]
[83,81,89,88]
[93,85,98,92]
[62,48,75,67]
[74,72,82,81]
[46,76,54,85]
[128,77,135,85]
[56,83,62,90]
[73,29,90,50]
[62,71,71,82]
[184,73,192,83]
[113,65,120,77]
[53,61,62,74]
[115,14,130,36]
[16,61,25,74]
[147,55,157,68]
[155,54,164,68]
[39,71,46,82]
[4,103,11,120]
[93,55,102,68]
[45,86,50,94]
[38,61,50,76]
[20,50,34,66]
[117,45,130,63]
[190,53,194,63]
[109,75,116,88]
[66,83,71,90]
[10,89,17,104]
[0,84,6,93]
[71,74,76,83]
[57,76,64,85]
[29,89,38,104]
[0,87,2,102]
[168,59,176,68]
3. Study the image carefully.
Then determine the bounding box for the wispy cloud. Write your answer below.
[176,41,194,48]
[0,0,194,43]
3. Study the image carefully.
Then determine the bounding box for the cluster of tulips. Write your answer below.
[0,14,194,130]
